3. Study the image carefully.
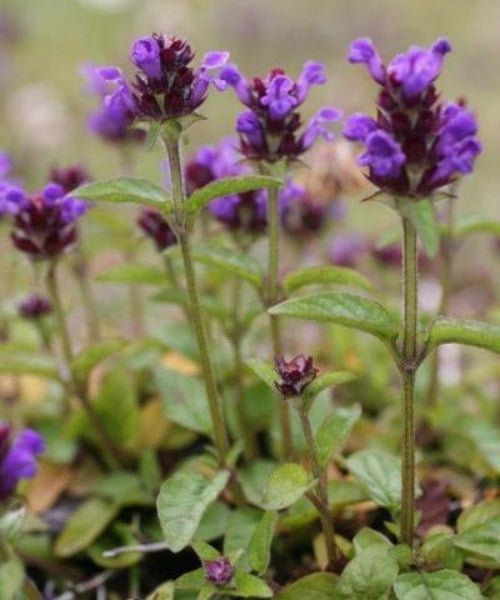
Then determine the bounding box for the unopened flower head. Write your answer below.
[220,61,342,162]
[137,207,177,251]
[18,294,52,320]
[11,183,87,260]
[204,557,234,586]
[49,164,91,194]
[0,423,44,501]
[344,38,481,196]
[275,354,319,398]
[280,179,327,238]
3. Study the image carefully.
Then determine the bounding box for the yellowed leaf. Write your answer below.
[25,461,74,513]
[160,351,199,376]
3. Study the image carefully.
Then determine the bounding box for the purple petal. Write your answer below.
[348,38,385,84]
[343,113,378,141]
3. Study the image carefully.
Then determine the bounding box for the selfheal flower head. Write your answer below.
[345,38,480,196]
[204,557,233,586]
[11,183,87,260]
[275,354,319,398]
[126,34,229,122]
[18,294,52,320]
[279,179,327,238]
[0,424,44,500]
[221,61,341,162]
[49,164,90,194]
[137,208,177,251]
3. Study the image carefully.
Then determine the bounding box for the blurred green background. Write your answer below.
[1,0,499,230]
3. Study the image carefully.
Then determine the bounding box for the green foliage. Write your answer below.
[427,317,500,354]
[405,197,440,257]
[315,404,362,467]
[0,557,24,600]
[269,292,400,345]
[274,573,339,599]
[71,339,126,381]
[97,264,166,285]
[260,463,313,510]
[156,469,230,552]
[283,265,372,295]
[454,516,500,565]
[393,569,482,599]
[73,178,173,210]
[247,511,278,574]
[185,175,282,214]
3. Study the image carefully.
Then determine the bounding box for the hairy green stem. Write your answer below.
[400,217,418,548]
[46,261,123,469]
[163,132,230,463]
[298,406,338,567]
[267,186,294,461]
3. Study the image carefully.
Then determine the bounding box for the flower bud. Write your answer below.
[204,557,234,586]
[275,354,319,398]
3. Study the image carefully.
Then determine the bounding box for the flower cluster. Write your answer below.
[344,38,481,196]
[138,208,177,251]
[18,294,52,320]
[10,183,87,260]
[275,354,319,398]
[221,61,342,162]
[185,138,268,234]
[0,423,44,501]
[204,557,234,587]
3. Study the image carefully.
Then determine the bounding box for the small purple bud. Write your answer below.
[18,295,52,320]
[275,354,319,398]
[204,558,234,586]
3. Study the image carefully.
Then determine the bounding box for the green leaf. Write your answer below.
[239,461,278,506]
[156,470,230,552]
[71,339,126,381]
[97,264,166,285]
[406,197,440,257]
[283,265,372,295]
[244,359,277,393]
[186,175,281,214]
[336,546,399,599]
[459,420,500,473]
[457,500,500,533]
[352,528,392,554]
[73,178,172,210]
[95,367,139,448]
[170,244,264,288]
[0,350,58,379]
[261,463,312,510]
[346,449,401,510]
[303,372,358,407]
[453,214,500,239]
[0,558,24,600]
[54,498,118,557]
[194,502,231,543]
[393,569,482,599]
[316,405,362,468]
[96,472,153,508]
[454,516,500,563]
[275,573,339,600]
[427,317,500,354]
[155,368,212,435]
[229,572,273,598]
[223,508,262,571]
[191,540,221,561]
[152,288,228,321]
[145,121,161,151]
[247,511,278,574]
[87,523,142,569]
[269,292,399,345]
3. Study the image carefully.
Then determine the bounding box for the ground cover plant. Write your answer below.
[0,8,499,600]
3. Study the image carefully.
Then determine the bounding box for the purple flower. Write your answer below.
[329,232,366,267]
[11,183,87,260]
[280,179,327,237]
[221,62,341,162]
[275,354,319,398]
[345,37,480,196]
[358,131,406,179]
[204,557,233,586]
[18,294,52,320]
[131,37,162,80]
[137,208,177,251]
[0,424,44,500]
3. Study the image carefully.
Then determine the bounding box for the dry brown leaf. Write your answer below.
[25,461,74,513]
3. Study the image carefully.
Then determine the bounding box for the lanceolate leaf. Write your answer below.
[269,292,400,345]
[73,178,173,211]
[453,214,500,239]
[302,372,358,407]
[245,359,277,393]
[97,264,166,285]
[454,516,500,563]
[283,266,372,295]
[393,569,482,600]
[186,175,282,214]
[316,404,362,467]
[71,339,126,381]
[168,244,263,288]
[247,511,278,574]
[156,470,230,552]
[427,317,500,354]
[406,197,440,258]
[274,573,339,599]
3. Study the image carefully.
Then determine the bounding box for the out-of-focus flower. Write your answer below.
[280,179,327,238]
[221,61,341,162]
[372,241,433,271]
[204,557,234,586]
[137,207,177,251]
[344,38,481,196]
[11,183,87,260]
[18,295,52,320]
[0,423,44,501]
[49,164,91,194]
[329,232,367,267]
[275,354,318,398]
